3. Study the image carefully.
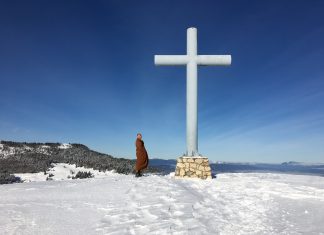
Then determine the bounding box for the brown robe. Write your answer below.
[135,138,149,171]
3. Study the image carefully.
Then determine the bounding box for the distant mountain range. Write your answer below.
[149,159,324,176]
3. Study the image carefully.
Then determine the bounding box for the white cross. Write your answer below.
[154,27,231,157]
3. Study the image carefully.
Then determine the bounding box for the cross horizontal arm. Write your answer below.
[197,55,231,66]
[154,55,188,65]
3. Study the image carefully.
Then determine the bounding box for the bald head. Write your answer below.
[137,133,142,140]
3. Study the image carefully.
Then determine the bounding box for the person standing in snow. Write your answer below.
[135,133,149,177]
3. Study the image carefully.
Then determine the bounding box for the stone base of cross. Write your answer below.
[174,156,212,179]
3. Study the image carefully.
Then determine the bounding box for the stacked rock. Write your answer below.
[175,157,212,179]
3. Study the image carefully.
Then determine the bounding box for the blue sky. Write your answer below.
[0,0,324,163]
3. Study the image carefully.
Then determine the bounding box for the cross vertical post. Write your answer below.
[187,28,198,156]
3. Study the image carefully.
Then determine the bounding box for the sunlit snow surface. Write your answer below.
[15,163,114,182]
[1,172,324,234]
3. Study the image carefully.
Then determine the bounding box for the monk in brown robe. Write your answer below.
[135,133,149,177]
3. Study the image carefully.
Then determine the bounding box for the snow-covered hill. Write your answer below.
[0,142,71,159]
[0,140,137,177]
[1,172,324,234]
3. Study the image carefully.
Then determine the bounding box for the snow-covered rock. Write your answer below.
[57,143,72,149]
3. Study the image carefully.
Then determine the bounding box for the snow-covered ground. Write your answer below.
[1,171,324,234]
[15,163,115,182]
